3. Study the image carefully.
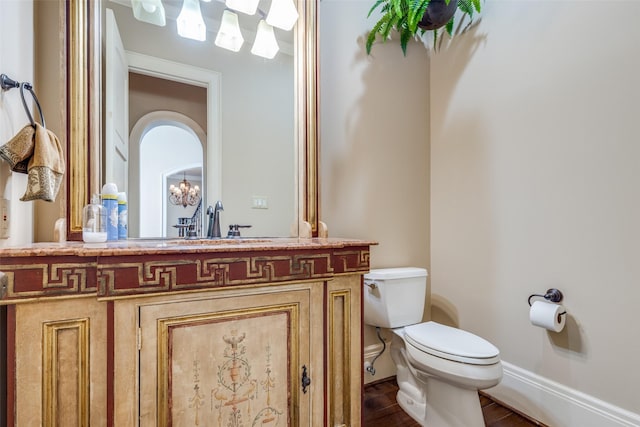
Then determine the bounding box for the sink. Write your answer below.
[163,238,275,245]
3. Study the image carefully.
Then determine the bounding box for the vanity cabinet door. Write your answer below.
[123,282,324,427]
[12,297,107,427]
[326,274,363,427]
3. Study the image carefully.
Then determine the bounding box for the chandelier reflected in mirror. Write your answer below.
[169,173,201,207]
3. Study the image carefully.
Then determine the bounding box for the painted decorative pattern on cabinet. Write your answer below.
[0,241,372,301]
[0,257,97,301]
[152,303,302,426]
[98,249,369,297]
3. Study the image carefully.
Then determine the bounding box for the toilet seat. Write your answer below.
[403,321,500,365]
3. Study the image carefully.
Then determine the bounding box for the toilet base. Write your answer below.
[392,335,491,427]
[397,377,485,427]
[396,388,427,424]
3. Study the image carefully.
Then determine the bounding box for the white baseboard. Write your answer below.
[486,361,640,427]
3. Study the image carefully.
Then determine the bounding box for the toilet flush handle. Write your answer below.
[364,280,377,290]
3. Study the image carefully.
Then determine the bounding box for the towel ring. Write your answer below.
[20,83,45,128]
[1,73,46,128]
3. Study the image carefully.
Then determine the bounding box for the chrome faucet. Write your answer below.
[206,200,224,238]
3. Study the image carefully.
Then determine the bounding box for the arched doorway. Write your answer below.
[130,112,206,238]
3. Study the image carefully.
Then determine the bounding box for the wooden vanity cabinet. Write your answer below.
[10,297,108,427]
[113,282,326,426]
[0,240,371,427]
[326,275,363,427]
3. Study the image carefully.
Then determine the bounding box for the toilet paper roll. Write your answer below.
[529,300,566,332]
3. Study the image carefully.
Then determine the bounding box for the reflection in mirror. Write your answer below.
[105,0,297,238]
[138,123,203,238]
[61,0,318,240]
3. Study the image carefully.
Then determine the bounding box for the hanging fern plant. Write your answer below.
[366,0,482,55]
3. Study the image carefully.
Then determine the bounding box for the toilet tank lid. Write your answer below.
[365,267,428,280]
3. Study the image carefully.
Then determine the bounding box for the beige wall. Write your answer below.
[129,73,208,133]
[319,0,430,382]
[0,0,34,247]
[430,0,640,421]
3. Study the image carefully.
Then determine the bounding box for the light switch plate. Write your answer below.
[0,198,9,239]
[251,196,268,209]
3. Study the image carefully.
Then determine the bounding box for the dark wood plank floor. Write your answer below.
[363,378,545,426]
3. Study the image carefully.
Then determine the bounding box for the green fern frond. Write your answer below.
[457,0,474,16]
[400,30,411,55]
[408,0,431,32]
[445,16,454,36]
[385,19,398,40]
[366,14,392,54]
[367,0,387,18]
[366,0,482,55]
[392,0,404,17]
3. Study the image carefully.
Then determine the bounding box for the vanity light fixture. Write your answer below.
[225,0,260,16]
[169,174,201,208]
[266,0,299,31]
[177,0,207,41]
[215,10,244,52]
[131,0,166,26]
[251,20,279,59]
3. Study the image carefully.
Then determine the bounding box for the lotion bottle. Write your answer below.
[117,191,128,239]
[102,183,119,241]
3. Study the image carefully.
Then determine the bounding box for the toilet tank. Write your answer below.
[363,267,428,328]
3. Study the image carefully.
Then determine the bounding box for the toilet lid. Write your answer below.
[403,322,500,365]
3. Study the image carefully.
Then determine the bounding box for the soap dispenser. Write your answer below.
[82,194,107,243]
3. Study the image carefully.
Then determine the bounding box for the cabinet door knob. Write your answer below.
[301,365,311,394]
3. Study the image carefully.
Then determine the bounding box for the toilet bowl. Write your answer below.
[364,268,502,427]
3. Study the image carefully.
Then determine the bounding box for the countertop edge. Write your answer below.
[0,237,378,258]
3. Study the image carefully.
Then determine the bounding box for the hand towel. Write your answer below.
[20,123,65,202]
[0,124,35,174]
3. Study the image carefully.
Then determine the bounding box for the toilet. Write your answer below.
[363,267,502,427]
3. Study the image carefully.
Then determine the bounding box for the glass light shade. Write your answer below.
[265,0,298,31]
[177,0,207,41]
[226,0,260,15]
[131,0,166,26]
[251,20,279,59]
[215,10,244,52]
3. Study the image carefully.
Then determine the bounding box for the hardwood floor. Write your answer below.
[363,377,545,427]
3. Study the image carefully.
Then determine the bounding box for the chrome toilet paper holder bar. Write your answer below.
[528,288,567,315]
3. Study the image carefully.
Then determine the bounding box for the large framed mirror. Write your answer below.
[63,0,318,241]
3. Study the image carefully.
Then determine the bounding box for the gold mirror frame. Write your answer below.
[65,0,100,241]
[65,0,319,240]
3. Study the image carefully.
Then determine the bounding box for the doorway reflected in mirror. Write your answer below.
[134,118,205,238]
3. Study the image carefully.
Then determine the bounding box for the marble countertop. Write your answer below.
[0,237,377,258]
[1,237,376,302]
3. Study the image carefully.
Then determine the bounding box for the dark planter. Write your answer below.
[418,0,458,30]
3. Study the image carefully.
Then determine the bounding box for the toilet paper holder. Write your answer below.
[528,288,567,315]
